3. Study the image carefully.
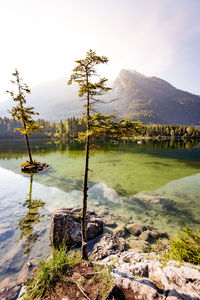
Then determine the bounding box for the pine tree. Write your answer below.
[68,50,143,259]
[68,50,111,259]
[6,69,41,163]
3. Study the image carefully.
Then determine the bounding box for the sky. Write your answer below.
[1,0,200,102]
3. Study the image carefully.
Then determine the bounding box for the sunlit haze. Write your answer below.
[1,0,200,102]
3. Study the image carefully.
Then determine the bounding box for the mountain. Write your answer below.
[1,70,200,125]
[112,70,200,125]
[0,77,114,122]
[0,77,82,121]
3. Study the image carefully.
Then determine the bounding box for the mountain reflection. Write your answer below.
[18,173,45,255]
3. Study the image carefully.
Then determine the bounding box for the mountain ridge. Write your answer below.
[112,69,200,125]
[1,69,200,125]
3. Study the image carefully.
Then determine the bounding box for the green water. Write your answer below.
[0,139,200,282]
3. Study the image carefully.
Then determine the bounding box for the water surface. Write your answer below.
[0,139,200,282]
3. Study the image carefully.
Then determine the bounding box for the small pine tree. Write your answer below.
[6,69,41,163]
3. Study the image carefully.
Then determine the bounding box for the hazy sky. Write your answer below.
[1,0,200,102]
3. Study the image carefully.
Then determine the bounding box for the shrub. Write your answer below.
[169,225,200,265]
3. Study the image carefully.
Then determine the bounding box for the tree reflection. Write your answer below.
[18,173,45,255]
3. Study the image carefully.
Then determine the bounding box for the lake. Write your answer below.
[0,139,200,282]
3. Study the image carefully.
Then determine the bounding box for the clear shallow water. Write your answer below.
[0,139,200,282]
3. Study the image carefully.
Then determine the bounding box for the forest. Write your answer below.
[0,116,200,141]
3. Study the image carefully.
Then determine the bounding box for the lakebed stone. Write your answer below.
[17,259,38,284]
[0,277,21,300]
[126,222,148,236]
[113,224,127,237]
[50,208,103,247]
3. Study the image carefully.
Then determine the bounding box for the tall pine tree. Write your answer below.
[68,50,143,259]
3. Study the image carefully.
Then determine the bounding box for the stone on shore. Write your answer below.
[90,233,125,260]
[102,251,200,300]
[50,208,103,248]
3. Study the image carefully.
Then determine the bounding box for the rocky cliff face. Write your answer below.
[112,69,200,125]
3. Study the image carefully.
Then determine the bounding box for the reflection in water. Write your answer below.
[0,139,199,160]
[18,174,45,255]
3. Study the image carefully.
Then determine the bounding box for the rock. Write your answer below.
[99,209,109,216]
[113,225,127,237]
[126,222,148,236]
[114,277,165,300]
[21,161,49,173]
[17,259,38,284]
[105,285,126,300]
[104,219,118,228]
[139,230,152,242]
[0,223,13,242]
[102,251,200,299]
[50,208,103,247]
[128,239,149,252]
[153,264,200,297]
[0,277,21,300]
[150,230,168,239]
[16,285,26,300]
[139,229,168,243]
[90,234,125,260]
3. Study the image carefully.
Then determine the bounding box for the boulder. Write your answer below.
[90,233,125,260]
[150,230,168,240]
[139,230,152,242]
[114,277,165,300]
[113,225,127,237]
[102,251,200,300]
[126,222,148,236]
[104,219,118,228]
[128,238,149,252]
[50,208,103,247]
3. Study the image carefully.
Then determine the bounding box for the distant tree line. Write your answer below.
[143,124,200,139]
[0,117,86,140]
[0,117,200,140]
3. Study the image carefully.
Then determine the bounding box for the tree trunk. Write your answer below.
[24,133,33,163]
[81,134,89,259]
[81,68,90,260]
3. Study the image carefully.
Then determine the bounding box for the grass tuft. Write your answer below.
[24,245,81,299]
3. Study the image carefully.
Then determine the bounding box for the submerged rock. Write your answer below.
[0,277,21,300]
[50,208,103,248]
[113,224,127,237]
[17,259,38,284]
[126,222,148,236]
